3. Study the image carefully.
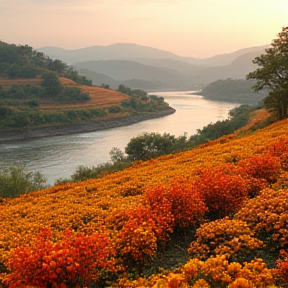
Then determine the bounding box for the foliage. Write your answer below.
[200,78,265,104]
[58,160,132,183]
[115,207,158,263]
[58,86,91,103]
[188,218,264,262]
[0,40,92,85]
[41,72,63,96]
[0,104,107,129]
[190,104,264,145]
[6,228,115,288]
[276,249,288,287]
[125,132,184,161]
[143,179,207,242]
[108,105,122,113]
[109,147,127,164]
[181,256,274,288]
[0,165,47,198]
[237,153,281,197]
[247,26,288,120]
[194,165,249,219]
[235,188,288,254]
[119,84,169,112]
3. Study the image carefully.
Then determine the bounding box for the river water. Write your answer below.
[0,91,240,185]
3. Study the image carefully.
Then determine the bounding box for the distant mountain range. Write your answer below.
[37,43,269,90]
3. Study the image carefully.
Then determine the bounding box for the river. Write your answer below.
[0,91,240,185]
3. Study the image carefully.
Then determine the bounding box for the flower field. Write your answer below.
[1,118,288,287]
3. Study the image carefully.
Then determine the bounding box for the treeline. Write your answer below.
[0,83,168,129]
[118,84,169,112]
[0,80,90,107]
[200,78,266,104]
[0,106,106,129]
[0,41,91,85]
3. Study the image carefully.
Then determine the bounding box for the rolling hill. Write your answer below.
[37,43,268,91]
[0,41,175,140]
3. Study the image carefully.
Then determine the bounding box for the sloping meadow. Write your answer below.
[1,119,288,287]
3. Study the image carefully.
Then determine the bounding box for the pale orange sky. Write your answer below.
[1,0,287,58]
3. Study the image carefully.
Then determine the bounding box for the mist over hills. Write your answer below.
[37,43,268,90]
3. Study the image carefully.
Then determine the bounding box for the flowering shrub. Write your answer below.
[6,228,115,288]
[181,256,274,288]
[194,165,248,219]
[144,178,207,242]
[188,218,264,262]
[237,153,281,197]
[235,188,288,251]
[267,136,288,170]
[166,178,207,229]
[237,153,280,184]
[276,249,288,287]
[115,207,157,262]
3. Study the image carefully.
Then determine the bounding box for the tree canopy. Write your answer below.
[247,27,288,120]
[200,78,265,104]
[0,41,92,85]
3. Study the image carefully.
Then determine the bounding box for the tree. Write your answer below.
[41,72,63,96]
[0,165,47,198]
[109,147,126,163]
[247,27,288,120]
[125,132,176,161]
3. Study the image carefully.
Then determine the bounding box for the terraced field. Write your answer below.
[0,77,130,109]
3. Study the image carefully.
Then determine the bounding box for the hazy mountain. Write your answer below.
[128,58,200,75]
[37,43,267,66]
[195,45,269,66]
[77,68,119,88]
[38,43,191,64]
[73,60,192,89]
[37,43,268,90]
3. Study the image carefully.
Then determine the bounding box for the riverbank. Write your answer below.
[0,107,176,143]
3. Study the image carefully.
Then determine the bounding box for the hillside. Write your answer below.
[0,77,130,109]
[198,79,266,104]
[0,41,174,140]
[1,116,288,287]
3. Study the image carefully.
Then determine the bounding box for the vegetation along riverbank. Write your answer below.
[0,41,173,142]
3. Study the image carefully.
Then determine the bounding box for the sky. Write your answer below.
[1,0,287,58]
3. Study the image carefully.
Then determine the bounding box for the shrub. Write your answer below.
[144,178,207,242]
[6,228,115,288]
[276,249,288,287]
[181,256,274,288]
[0,165,47,198]
[194,165,248,219]
[115,207,157,263]
[237,153,281,184]
[235,188,288,253]
[188,218,264,262]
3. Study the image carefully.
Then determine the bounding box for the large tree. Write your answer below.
[247,27,288,120]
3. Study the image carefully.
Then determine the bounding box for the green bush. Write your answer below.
[0,165,47,198]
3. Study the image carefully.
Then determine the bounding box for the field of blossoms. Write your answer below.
[1,117,288,288]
